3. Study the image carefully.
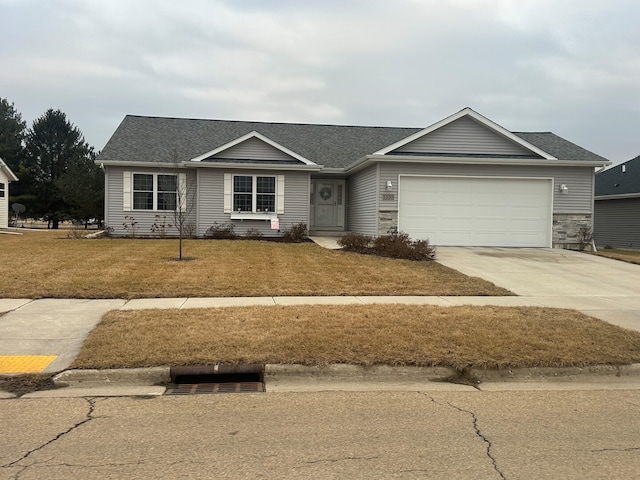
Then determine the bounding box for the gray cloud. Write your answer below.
[1,0,638,163]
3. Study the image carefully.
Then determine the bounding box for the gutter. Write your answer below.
[595,193,640,201]
[343,155,610,174]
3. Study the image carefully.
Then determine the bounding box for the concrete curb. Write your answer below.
[53,367,171,387]
[49,363,640,389]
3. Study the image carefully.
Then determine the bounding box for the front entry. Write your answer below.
[310,179,345,230]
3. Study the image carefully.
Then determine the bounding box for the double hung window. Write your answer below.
[233,175,276,213]
[0,183,5,198]
[132,173,177,210]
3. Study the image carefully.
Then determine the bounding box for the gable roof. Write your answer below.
[190,131,317,165]
[97,113,609,169]
[375,107,556,160]
[595,155,640,197]
[0,157,18,182]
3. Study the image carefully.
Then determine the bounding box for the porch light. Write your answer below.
[559,184,568,194]
[386,180,393,191]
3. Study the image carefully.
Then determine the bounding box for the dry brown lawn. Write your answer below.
[71,304,640,370]
[0,231,511,298]
[596,249,640,265]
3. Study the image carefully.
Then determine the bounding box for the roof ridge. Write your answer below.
[124,114,421,131]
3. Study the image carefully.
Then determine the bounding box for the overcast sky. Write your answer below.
[1,0,638,165]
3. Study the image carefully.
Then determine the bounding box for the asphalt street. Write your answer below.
[1,389,639,479]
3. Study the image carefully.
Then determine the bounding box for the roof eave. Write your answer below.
[0,158,19,182]
[345,155,610,171]
[96,160,189,169]
[595,193,640,200]
[183,161,323,172]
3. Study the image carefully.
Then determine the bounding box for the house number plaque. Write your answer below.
[382,194,395,201]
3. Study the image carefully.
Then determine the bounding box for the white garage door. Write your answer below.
[398,176,552,247]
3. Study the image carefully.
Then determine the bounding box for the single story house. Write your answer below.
[97,107,609,248]
[594,155,640,249]
[0,157,18,229]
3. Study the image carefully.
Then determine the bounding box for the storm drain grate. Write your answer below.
[165,365,265,395]
[165,382,264,395]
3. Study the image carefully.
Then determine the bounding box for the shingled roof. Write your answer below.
[97,115,609,168]
[595,155,640,197]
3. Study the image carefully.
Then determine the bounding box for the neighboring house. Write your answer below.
[0,158,19,229]
[97,107,609,248]
[594,155,640,249]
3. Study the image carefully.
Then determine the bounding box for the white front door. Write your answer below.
[312,180,345,229]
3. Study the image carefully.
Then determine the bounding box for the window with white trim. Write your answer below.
[0,183,5,198]
[132,173,177,211]
[233,175,276,213]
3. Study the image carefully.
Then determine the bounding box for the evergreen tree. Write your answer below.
[24,109,93,228]
[0,98,26,173]
[57,150,104,227]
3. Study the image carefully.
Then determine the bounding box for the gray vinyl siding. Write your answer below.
[594,197,640,249]
[105,166,197,236]
[378,163,594,214]
[393,116,533,156]
[347,164,379,236]
[212,137,298,162]
[197,168,310,237]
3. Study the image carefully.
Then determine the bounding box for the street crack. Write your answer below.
[304,455,380,465]
[592,447,640,453]
[423,394,506,480]
[2,397,96,475]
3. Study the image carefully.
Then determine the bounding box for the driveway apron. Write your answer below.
[436,247,640,332]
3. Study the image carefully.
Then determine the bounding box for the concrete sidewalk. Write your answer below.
[1,293,639,377]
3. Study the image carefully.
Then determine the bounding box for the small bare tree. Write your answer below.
[155,149,196,260]
[173,170,196,260]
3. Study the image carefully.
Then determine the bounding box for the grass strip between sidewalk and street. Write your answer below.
[71,304,640,370]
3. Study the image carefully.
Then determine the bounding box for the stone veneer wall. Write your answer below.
[552,213,592,249]
[378,211,593,249]
[378,211,398,236]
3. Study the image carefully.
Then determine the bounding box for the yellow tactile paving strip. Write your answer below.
[0,355,58,373]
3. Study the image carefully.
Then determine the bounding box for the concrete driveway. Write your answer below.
[436,247,640,331]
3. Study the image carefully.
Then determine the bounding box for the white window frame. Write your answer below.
[123,172,186,212]
[0,183,5,198]
[224,173,285,217]
[231,174,276,213]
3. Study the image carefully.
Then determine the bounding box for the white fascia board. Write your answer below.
[96,160,188,169]
[182,160,323,172]
[373,107,558,160]
[189,131,316,165]
[595,193,640,200]
[346,154,608,172]
[0,158,18,181]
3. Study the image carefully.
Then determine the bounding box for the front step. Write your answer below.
[308,230,348,237]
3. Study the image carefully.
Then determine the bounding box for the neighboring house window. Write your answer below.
[132,173,177,211]
[232,175,276,213]
[0,183,4,198]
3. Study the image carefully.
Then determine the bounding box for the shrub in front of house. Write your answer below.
[337,233,374,254]
[282,222,308,243]
[243,228,264,240]
[338,231,436,261]
[204,222,238,239]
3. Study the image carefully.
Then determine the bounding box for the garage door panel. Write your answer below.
[398,176,551,247]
